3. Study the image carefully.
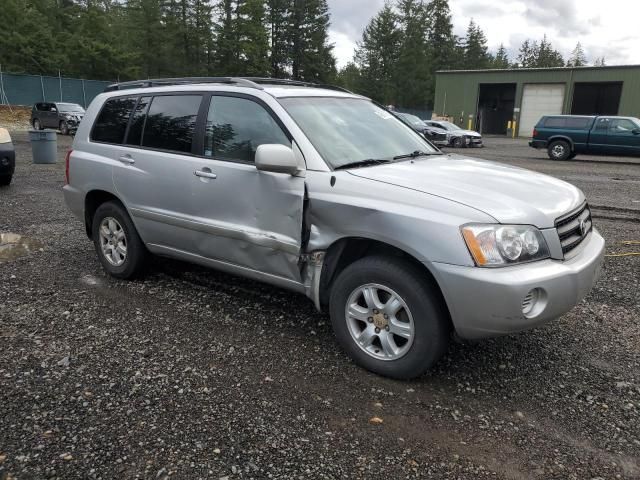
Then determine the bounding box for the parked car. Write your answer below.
[394,112,448,145]
[530,115,640,160]
[425,120,483,148]
[31,102,86,135]
[0,128,15,186]
[64,77,604,379]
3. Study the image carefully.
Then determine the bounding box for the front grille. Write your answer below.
[555,203,592,256]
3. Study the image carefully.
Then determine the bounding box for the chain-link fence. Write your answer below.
[0,71,111,108]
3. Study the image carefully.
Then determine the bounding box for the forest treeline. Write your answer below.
[0,0,603,109]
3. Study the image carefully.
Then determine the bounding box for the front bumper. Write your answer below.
[468,137,483,147]
[0,142,16,176]
[431,229,605,339]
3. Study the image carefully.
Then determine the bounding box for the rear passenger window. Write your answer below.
[204,96,290,163]
[142,95,202,153]
[565,118,591,129]
[92,97,137,144]
[125,96,151,146]
[543,117,566,128]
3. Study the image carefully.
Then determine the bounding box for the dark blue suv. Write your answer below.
[529,115,640,160]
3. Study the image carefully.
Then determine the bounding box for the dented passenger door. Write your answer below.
[190,94,305,282]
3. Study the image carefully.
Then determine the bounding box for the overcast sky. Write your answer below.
[327,0,640,68]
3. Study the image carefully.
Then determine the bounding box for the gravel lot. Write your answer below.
[1,133,639,479]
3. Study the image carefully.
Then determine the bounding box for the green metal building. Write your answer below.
[433,65,640,137]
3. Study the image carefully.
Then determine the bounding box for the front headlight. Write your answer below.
[461,224,550,267]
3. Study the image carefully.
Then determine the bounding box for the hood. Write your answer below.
[348,154,584,228]
[452,129,480,137]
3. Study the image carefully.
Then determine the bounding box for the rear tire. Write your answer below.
[0,175,11,186]
[92,201,147,279]
[329,256,450,379]
[547,140,571,160]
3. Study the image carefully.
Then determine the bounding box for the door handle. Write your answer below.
[194,170,217,179]
[118,155,135,165]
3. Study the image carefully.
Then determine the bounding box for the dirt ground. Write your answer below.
[0,132,639,479]
[0,106,32,131]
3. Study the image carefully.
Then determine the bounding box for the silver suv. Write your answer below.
[64,77,605,379]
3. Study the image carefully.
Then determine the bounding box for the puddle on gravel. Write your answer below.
[0,233,44,262]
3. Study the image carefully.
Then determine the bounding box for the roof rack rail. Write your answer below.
[104,77,263,92]
[103,76,356,95]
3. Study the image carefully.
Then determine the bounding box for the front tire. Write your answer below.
[548,140,571,160]
[329,256,450,379]
[451,136,463,148]
[33,119,42,130]
[92,201,147,279]
[59,121,69,135]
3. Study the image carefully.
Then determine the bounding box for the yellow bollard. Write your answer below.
[468,118,473,130]
[512,121,517,138]
[507,121,512,130]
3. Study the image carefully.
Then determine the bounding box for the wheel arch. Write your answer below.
[317,237,453,329]
[84,190,124,239]
[548,135,575,149]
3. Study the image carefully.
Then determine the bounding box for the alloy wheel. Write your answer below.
[99,217,127,266]
[345,283,415,361]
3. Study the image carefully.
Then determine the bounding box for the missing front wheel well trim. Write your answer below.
[318,238,452,329]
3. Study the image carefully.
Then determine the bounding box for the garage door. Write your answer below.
[519,84,565,137]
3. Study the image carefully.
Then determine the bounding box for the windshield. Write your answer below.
[437,121,461,131]
[280,97,437,169]
[56,103,85,113]
[398,113,424,127]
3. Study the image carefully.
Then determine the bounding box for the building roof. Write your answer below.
[436,64,640,74]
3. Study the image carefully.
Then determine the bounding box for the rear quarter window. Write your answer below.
[91,97,137,144]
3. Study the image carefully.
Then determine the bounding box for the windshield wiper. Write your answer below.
[392,150,442,160]
[334,158,390,170]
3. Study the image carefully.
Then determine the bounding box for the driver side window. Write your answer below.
[609,118,636,133]
[204,96,290,163]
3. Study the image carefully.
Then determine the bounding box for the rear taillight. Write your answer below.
[532,128,538,138]
[65,149,72,185]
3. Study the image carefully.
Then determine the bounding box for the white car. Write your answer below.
[425,120,483,148]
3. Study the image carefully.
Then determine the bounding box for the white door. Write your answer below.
[519,84,565,137]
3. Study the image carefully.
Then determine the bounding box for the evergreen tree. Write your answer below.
[492,44,510,69]
[394,0,431,108]
[426,0,458,72]
[536,35,564,67]
[462,19,491,69]
[594,56,606,67]
[354,4,401,104]
[289,0,336,82]
[336,62,361,91]
[266,0,291,77]
[236,0,270,76]
[567,42,587,67]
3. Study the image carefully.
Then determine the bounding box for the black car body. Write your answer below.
[395,112,448,145]
[31,102,85,135]
[530,115,640,160]
[0,128,16,186]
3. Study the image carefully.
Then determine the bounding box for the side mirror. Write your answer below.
[632,128,640,135]
[255,144,299,175]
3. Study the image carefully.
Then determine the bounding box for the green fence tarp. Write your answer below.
[0,72,111,108]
